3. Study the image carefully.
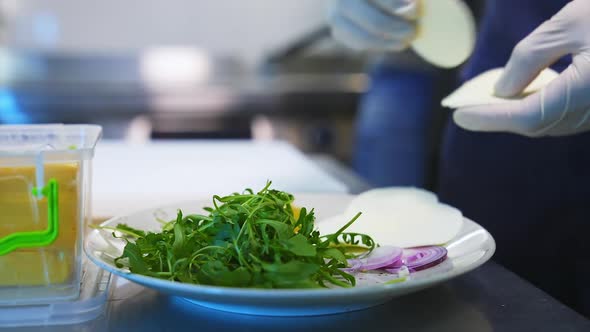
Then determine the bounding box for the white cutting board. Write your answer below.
[92,140,347,219]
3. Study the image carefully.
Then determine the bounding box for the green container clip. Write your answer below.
[0,179,60,256]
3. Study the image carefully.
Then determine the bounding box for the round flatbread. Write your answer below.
[317,187,464,248]
[411,0,476,68]
[441,67,559,108]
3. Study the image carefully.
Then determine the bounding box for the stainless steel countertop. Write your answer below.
[7,156,590,332]
[96,262,590,332]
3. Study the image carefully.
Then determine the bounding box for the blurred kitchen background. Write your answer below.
[0,0,483,190]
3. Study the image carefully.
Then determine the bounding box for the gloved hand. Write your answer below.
[454,0,590,137]
[328,0,419,52]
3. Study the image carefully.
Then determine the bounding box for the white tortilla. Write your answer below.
[442,67,559,108]
[351,187,437,207]
[318,187,464,248]
[411,0,476,68]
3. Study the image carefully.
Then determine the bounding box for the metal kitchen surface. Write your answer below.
[0,48,365,160]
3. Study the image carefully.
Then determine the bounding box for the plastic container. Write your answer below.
[0,124,102,305]
[0,258,113,327]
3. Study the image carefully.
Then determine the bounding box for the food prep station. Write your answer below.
[0,134,588,331]
[0,3,589,327]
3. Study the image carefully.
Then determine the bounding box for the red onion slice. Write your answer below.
[341,259,362,273]
[384,265,409,275]
[347,245,403,271]
[383,258,404,269]
[402,246,447,272]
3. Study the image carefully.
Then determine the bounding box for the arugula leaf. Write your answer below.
[115,242,149,274]
[321,248,348,264]
[102,181,374,288]
[172,222,185,256]
[261,261,320,287]
[255,219,291,240]
[284,234,316,257]
[198,261,252,287]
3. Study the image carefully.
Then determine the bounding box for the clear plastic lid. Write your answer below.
[0,124,102,158]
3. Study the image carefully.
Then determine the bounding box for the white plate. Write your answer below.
[85,194,495,316]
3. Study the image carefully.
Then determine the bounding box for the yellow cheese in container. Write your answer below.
[0,163,79,285]
[0,124,101,306]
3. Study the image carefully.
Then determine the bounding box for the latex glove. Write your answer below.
[329,0,419,52]
[454,0,590,137]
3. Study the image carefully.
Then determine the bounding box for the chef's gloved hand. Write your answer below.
[329,0,419,52]
[454,0,590,137]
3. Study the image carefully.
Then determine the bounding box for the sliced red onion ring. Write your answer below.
[346,245,403,271]
[401,246,447,272]
[384,258,404,269]
[341,259,362,273]
[384,265,410,275]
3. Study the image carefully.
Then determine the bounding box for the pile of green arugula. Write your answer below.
[102,182,375,288]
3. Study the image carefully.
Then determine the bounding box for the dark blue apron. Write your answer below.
[438,0,589,317]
